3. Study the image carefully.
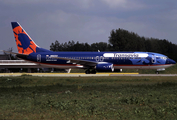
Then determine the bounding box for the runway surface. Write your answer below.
[0,73,177,77]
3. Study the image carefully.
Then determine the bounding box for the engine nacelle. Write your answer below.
[96,63,114,72]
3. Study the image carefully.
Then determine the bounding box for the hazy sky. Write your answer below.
[0,0,177,53]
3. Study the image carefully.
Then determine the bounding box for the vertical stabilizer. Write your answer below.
[11,22,38,54]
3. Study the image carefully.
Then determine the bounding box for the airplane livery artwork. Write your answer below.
[5,22,176,74]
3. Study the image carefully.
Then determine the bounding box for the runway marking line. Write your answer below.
[0,73,139,75]
[0,73,139,77]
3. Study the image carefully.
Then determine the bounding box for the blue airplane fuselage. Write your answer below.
[25,51,175,70]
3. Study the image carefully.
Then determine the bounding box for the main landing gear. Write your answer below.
[85,69,96,74]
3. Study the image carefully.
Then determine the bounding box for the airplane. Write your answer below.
[4,22,176,74]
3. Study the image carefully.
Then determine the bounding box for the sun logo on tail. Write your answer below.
[13,26,37,54]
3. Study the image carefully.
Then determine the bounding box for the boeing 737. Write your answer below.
[4,22,176,74]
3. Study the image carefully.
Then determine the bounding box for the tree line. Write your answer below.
[50,28,177,61]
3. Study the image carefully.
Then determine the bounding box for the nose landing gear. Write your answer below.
[156,71,159,74]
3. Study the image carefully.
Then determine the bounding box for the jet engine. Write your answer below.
[96,63,114,72]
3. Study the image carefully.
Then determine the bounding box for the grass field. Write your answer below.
[0,75,177,119]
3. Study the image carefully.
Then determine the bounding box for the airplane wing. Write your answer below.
[51,56,98,67]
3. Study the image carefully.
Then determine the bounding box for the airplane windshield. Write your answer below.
[160,56,168,60]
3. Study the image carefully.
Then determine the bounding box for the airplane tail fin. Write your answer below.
[11,22,49,54]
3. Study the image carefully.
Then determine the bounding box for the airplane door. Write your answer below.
[100,56,104,62]
[95,56,104,62]
[152,55,156,63]
[96,56,99,62]
[37,54,41,62]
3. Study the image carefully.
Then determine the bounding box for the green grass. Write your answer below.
[0,76,177,119]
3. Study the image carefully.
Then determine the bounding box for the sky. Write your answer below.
[0,0,177,53]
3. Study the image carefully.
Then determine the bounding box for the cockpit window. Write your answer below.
[161,57,168,60]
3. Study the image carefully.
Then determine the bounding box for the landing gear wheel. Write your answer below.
[91,69,96,74]
[85,69,90,74]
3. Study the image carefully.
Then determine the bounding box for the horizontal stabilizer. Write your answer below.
[3,50,28,59]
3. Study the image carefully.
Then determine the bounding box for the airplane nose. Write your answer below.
[166,59,176,64]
